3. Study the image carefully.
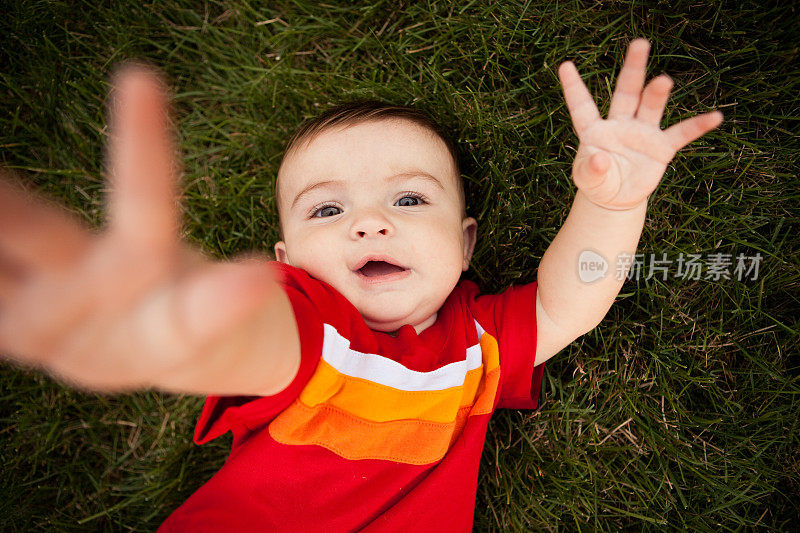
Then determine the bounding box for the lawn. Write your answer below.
[1,0,798,530]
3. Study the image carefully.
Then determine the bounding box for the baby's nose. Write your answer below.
[350,212,394,239]
[355,227,389,238]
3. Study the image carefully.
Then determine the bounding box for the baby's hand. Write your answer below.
[557,38,723,211]
[0,64,281,392]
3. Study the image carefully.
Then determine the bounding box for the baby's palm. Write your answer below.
[558,39,723,210]
[0,65,277,392]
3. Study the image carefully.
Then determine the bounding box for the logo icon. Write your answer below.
[578,250,608,283]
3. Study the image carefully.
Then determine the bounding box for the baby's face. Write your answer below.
[274,118,477,335]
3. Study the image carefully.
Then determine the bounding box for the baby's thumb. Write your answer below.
[573,150,610,191]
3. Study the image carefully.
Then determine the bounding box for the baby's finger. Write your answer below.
[0,266,94,365]
[665,111,724,152]
[558,61,601,136]
[0,237,169,368]
[636,74,673,126]
[608,39,650,120]
[0,176,92,273]
[106,62,181,255]
[0,251,24,299]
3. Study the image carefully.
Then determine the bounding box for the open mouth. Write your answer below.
[357,260,408,277]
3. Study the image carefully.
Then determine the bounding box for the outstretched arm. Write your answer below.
[0,64,300,395]
[534,38,723,366]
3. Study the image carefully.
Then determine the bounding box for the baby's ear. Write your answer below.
[461,217,478,271]
[274,241,289,264]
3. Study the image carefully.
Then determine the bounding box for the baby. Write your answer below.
[0,39,722,531]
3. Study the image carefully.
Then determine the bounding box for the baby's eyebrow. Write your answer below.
[290,171,443,210]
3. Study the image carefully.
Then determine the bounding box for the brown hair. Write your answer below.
[275,99,465,238]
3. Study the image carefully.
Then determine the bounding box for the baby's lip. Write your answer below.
[351,254,408,272]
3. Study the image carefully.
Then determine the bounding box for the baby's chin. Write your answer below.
[358,309,418,332]
[342,275,458,333]
[355,301,424,333]
[355,300,435,333]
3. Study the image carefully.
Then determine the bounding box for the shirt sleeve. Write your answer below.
[464,280,545,410]
[194,261,344,445]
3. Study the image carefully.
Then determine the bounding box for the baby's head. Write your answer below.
[274,100,477,335]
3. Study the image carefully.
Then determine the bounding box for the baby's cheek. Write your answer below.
[426,229,461,262]
[291,239,338,278]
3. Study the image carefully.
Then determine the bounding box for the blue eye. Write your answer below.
[395,191,428,207]
[311,204,342,218]
[395,192,427,207]
[309,193,428,219]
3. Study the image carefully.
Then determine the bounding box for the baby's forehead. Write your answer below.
[289,118,444,160]
[277,118,456,192]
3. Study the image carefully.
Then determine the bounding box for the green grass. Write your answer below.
[1,0,798,530]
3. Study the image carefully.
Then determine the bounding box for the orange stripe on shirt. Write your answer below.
[268,325,503,464]
[298,359,485,423]
[472,331,500,416]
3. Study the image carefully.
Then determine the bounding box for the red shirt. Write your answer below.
[159,262,545,532]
